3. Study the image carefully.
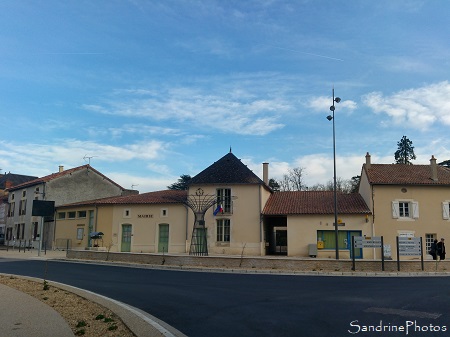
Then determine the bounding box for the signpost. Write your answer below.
[352,236,384,271]
[396,236,424,271]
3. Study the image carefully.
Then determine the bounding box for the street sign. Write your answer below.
[353,236,382,248]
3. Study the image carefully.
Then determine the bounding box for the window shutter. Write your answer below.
[392,201,399,219]
[412,202,419,219]
[443,202,450,220]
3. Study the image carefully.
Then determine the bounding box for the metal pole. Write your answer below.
[38,217,44,257]
[332,88,339,260]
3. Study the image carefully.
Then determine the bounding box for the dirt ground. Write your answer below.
[0,275,136,337]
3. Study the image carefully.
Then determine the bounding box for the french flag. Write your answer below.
[213,204,223,216]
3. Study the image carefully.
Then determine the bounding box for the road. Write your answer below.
[0,259,449,337]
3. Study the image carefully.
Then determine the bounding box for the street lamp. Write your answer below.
[326,88,341,260]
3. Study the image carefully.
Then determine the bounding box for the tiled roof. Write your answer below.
[59,190,187,208]
[7,165,125,191]
[189,152,266,186]
[262,191,371,215]
[0,173,38,189]
[364,164,450,185]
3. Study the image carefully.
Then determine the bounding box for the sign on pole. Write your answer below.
[352,236,384,271]
[396,236,424,271]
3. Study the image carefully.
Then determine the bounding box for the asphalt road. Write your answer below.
[1,259,449,337]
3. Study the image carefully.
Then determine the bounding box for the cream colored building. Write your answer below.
[359,153,450,260]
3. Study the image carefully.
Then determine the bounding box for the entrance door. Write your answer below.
[349,230,362,259]
[274,227,287,255]
[121,224,132,252]
[158,224,169,253]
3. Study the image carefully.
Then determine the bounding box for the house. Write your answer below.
[262,191,371,258]
[0,173,38,244]
[54,190,188,252]
[359,153,450,259]
[5,165,132,249]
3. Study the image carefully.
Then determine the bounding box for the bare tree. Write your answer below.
[308,177,354,193]
[278,167,306,191]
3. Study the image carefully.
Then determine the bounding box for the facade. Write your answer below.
[5,165,131,249]
[359,153,450,260]
[54,190,188,253]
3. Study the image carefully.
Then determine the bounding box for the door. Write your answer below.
[274,227,287,255]
[158,224,169,253]
[121,224,132,252]
[349,230,362,259]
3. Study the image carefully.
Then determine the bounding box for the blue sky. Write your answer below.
[1,0,449,192]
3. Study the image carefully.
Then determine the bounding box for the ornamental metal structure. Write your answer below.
[183,188,236,256]
[184,188,217,256]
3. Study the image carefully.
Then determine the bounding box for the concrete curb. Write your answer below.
[1,274,187,337]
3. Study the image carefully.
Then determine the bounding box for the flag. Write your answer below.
[213,204,223,216]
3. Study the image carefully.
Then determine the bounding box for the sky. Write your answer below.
[1,0,450,193]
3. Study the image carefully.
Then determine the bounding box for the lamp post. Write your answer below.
[326,88,341,260]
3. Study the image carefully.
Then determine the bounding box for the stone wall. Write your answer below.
[66,250,450,273]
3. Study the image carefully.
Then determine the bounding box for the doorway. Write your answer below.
[158,224,169,253]
[121,224,132,252]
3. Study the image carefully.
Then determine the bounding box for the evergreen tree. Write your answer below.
[394,136,416,165]
[167,174,192,190]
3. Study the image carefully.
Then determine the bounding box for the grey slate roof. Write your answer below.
[189,152,267,186]
[0,173,38,190]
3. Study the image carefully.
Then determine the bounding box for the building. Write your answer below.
[0,173,38,244]
[5,165,132,249]
[359,153,450,260]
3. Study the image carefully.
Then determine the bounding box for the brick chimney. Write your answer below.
[365,152,371,169]
[262,162,269,185]
[5,180,13,189]
[430,155,438,181]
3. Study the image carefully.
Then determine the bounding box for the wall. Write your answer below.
[372,184,450,260]
[67,250,450,273]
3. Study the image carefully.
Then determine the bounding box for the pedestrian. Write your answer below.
[429,239,438,260]
[437,238,446,260]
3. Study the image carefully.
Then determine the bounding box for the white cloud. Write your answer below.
[306,96,357,114]
[363,81,450,130]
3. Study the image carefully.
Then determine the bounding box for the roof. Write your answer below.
[58,190,187,208]
[7,165,125,191]
[262,191,371,215]
[189,152,267,186]
[364,164,450,185]
[0,173,38,189]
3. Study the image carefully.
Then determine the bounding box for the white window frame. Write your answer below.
[392,200,419,220]
[160,208,168,217]
[216,218,231,242]
[77,228,84,240]
[442,201,450,220]
[123,209,131,218]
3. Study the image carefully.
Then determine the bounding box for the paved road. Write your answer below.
[1,259,449,337]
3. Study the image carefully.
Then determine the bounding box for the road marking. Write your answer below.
[364,307,441,319]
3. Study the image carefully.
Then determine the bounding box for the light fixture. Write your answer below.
[327,88,341,260]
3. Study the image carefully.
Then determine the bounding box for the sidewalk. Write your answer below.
[0,247,185,337]
[0,283,73,337]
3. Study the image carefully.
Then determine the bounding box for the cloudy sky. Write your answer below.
[1,1,449,192]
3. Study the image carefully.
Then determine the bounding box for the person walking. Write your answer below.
[437,238,446,260]
[430,239,438,260]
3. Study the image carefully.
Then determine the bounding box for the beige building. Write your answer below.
[359,153,450,260]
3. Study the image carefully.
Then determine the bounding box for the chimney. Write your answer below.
[5,180,12,189]
[58,165,64,173]
[430,155,438,181]
[262,162,269,185]
[365,152,371,169]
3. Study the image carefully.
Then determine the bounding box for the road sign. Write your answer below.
[353,236,382,248]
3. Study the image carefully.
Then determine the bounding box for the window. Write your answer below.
[58,212,66,219]
[67,211,76,219]
[216,219,230,242]
[77,211,87,218]
[11,193,15,201]
[317,230,348,249]
[16,223,25,240]
[425,234,437,253]
[217,188,232,213]
[33,222,38,240]
[19,199,27,215]
[392,201,419,219]
[123,209,131,218]
[161,208,168,217]
[77,228,84,240]
[22,190,26,198]
[8,202,15,217]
